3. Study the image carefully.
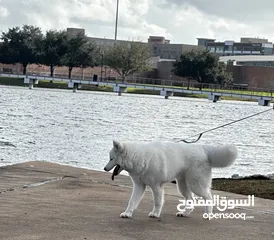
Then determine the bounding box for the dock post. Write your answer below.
[258,98,270,106]
[160,90,173,99]
[208,93,221,102]
[29,80,34,89]
[114,85,127,96]
[24,77,39,89]
[73,83,78,93]
[68,82,82,93]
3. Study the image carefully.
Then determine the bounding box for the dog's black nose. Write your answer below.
[104,167,107,172]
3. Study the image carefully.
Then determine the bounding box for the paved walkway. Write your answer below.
[0,161,273,240]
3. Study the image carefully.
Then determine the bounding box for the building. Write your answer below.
[150,41,204,59]
[207,37,274,56]
[67,27,139,47]
[197,38,215,47]
[148,36,170,44]
[148,36,205,60]
[66,28,85,37]
[240,37,269,44]
[66,28,204,60]
[227,65,274,90]
[219,55,274,67]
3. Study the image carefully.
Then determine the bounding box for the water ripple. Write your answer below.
[1,86,274,178]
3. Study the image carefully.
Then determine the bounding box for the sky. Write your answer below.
[0,0,274,45]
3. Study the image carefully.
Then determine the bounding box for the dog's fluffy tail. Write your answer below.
[203,144,238,168]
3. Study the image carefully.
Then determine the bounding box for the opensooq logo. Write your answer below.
[177,195,255,220]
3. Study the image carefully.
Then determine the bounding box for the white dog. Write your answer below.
[104,140,238,219]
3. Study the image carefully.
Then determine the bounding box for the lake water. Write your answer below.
[0,85,273,178]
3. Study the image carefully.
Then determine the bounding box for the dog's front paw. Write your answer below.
[148,212,160,218]
[176,211,188,217]
[176,208,193,217]
[120,212,132,219]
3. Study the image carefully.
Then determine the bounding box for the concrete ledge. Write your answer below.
[0,161,273,240]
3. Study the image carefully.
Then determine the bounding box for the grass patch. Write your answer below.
[210,88,274,97]
[0,77,25,86]
[219,96,258,102]
[174,92,208,99]
[126,88,159,95]
[38,81,69,89]
[212,177,274,200]
[82,85,113,92]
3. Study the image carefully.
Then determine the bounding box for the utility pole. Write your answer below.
[114,0,119,43]
[101,51,104,81]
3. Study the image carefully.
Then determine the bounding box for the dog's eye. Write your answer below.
[110,158,114,161]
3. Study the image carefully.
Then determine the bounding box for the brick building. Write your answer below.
[227,65,274,90]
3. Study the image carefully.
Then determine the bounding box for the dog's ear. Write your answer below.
[113,140,123,151]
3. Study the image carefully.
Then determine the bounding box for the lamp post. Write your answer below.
[100,49,104,81]
[114,0,119,43]
[188,59,192,90]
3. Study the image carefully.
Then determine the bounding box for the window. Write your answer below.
[224,45,233,51]
[207,46,215,52]
[263,47,273,55]
[216,46,224,52]
[243,46,252,51]
[233,46,242,51]
[3,68,13,73]
[252,46,262,52]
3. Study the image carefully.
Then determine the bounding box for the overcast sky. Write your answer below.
[0,0,273,44]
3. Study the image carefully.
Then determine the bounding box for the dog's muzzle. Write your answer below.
[104,161,116,172]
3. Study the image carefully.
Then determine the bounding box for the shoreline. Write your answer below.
[1,160,273,200]
[1,155,273,182]
[0,77,271,103]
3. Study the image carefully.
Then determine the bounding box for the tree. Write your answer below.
[104,41,152,82]
[173,50,231,90]
[0,43,2,63]
[76,42,100,69]
[214,63,234,87]
[61,33,99,78]
[0,25,43,74]
[40,30,68,77]
[0,31,15,65]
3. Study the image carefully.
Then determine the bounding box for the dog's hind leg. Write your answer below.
[176,177,195,217]
[120,180,146,219]
[188,172,213,216]
[192,185,213,216]
[148,185,164,218]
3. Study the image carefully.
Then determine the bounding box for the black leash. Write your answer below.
[175,106,274,144]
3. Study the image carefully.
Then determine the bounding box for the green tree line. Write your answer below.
[0,25,101,78]
[173,49,234,89]
[0,25,232,87]
[0,25,152,81]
